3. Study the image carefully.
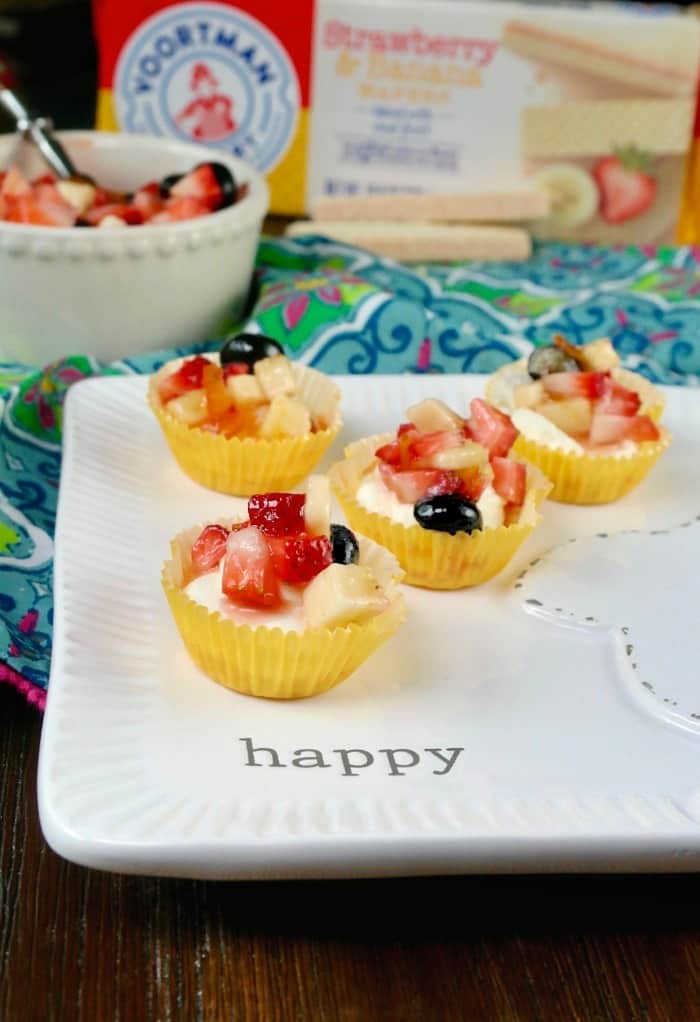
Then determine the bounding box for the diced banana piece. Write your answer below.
[166,388,208,425]
[579,338,620,372]
[56,179,96,215]
[478,484,505,530]
[514,381,545,409]
[98,214,127,228]
[303,564,388,629]
[254,354,296,399]
[259,395,311,437]
[536,397,592,437]
[430,441,488,470]
[407,398,463,433]
[225,373,265,405]
[304,475,331,536]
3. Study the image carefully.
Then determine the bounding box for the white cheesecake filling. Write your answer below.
[185,564,306,632]
[487,360,531,411]
[356,465,505,529]
[511,408,584,454]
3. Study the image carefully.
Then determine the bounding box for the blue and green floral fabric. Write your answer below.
[2,237,700,707]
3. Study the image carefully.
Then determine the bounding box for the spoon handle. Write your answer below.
[0,87,79,180]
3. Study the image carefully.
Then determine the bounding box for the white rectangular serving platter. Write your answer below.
[39,373,700,879]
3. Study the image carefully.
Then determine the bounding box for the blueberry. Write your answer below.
[527,345,579,380]
[220,333,284,368]
[198,161,237,208]
[330,524,360,565]
[413,495,482,535]
[159,173,182,198]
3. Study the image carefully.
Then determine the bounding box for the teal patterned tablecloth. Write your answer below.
[2,236,700,708]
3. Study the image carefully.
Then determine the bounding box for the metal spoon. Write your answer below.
[0,86,84,180]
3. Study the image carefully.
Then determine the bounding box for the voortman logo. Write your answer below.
[114,2,300,172]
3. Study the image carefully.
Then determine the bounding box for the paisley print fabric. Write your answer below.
[2,238,700,708]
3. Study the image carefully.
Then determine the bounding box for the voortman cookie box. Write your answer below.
[94,0,700,241]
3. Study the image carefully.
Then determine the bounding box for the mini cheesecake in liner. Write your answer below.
[486,345,670,506]
[329,432,551,591]
[162,519,406,700]
[149,347,342,496]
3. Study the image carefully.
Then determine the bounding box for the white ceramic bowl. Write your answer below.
[0,131,269,365]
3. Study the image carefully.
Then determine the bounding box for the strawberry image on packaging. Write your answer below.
[93,0,312,214]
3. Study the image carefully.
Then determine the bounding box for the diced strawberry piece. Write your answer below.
[625,415,660,443]
[91,187,111,207]
[375,440,402,466]
[589,413,634,446]
[157,355,210,403]
[32,182,80,224]
[151,196,210,224]
[1,166,30,198]
[82,204,111,226]
[590,411,659,446]
[191,524,230,574]
[267,534,332,584]
[467,399,518,458]
[407,429,462,467]
[596,376,641,417]
[32,172,57,186]
[222,362,250,378]
[491,457,526,507]
[458,467,488,502]
[171,163,231,211]
[178,356,210,389]
[378,462,463,503]
[132,185,164,221]
[541,371,608,401]
[248,492,306,537]
[5,191,77,227]
[376,428,418,468]
[221,526,281,609]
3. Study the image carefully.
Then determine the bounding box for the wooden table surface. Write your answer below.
[2,682,699,1021]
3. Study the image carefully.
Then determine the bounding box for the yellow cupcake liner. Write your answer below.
[149,358,342,496]
[485,359,670,504]
[162,524,406,700]
[512,430,671,505]
[329,434,551,590]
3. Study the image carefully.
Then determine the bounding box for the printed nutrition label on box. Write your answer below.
[308,0,534,202]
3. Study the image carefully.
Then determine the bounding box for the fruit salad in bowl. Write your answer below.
[0,131,268,364]
[162,477,406,699]
[0,159,246,227]
[485,335,670,504]
[149,334,342,496]
[329,396,551,589]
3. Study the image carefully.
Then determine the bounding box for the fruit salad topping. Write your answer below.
[185,479,387,629]
[155,342,327,438]
[519,337,660,450]
[0,160,245,228]
[363,397,528,534]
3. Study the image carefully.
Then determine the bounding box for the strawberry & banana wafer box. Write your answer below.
[94,0,700,242]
